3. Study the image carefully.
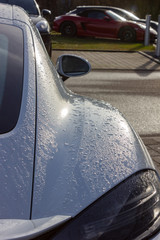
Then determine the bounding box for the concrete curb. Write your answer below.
[139,51,160,64]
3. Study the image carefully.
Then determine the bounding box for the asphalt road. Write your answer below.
[65,70,160,136]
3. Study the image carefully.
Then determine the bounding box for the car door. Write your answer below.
[0,20,36,219]
[79,10,117,38]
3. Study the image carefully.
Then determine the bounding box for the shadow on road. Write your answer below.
[135,60,160,76]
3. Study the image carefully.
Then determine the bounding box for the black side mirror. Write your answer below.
[42,9,51,16]
[56,54,91,81]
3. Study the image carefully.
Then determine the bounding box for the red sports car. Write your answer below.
[53,9,157,42]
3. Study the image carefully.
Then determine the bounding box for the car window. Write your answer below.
[121,10,139,21]
[106,10,126,21]
[80,10,106,20]
[66,9,77,15]
[113,9,129,19]
[0,34,7,106]
[0,24,23,134]
[0,0,39,15]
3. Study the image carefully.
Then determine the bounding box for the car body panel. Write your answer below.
[29,30,155,219]
[33,92,155,219]
[79,17,119,38]
[0,216,71,240]
[53,10,156,41]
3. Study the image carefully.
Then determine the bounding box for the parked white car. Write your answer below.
[0,0,52,56]
[0,3,160,240]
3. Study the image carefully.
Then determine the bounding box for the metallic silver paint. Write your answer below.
[0,9,36,219]
[0,216,70,240]
[31,31,155,219]
[0,3,159,239]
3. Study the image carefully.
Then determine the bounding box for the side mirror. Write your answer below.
[56,54,91,81]
[42,9,51,16]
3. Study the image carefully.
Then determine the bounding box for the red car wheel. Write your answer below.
[60,21,77,37]
[119,27,136,42]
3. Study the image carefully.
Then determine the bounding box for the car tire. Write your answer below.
[60,21,77,37]
[119,27,136,42]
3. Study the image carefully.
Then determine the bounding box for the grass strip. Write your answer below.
[51,32,155,51]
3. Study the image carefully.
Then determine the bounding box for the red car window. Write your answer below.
[79,10,106,20]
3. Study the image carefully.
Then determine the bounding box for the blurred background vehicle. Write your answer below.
[0,0,52,56]
[69,6,158,32]
[53,8,157,42]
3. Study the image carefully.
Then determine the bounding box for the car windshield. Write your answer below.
[66,9,77,15]
[106,10,126,21]
[0,0,39,15]
[120,9,140,21]
[0,24,23,134]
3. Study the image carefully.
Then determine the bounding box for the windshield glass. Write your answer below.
[122,10,139,20]
[0,24,23,134]
[106,10,126,21]
[9,0,39,15]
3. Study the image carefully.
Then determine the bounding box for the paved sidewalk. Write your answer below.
[52,50,160,171]
[142,136,160,173]
[52,50,160,71]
